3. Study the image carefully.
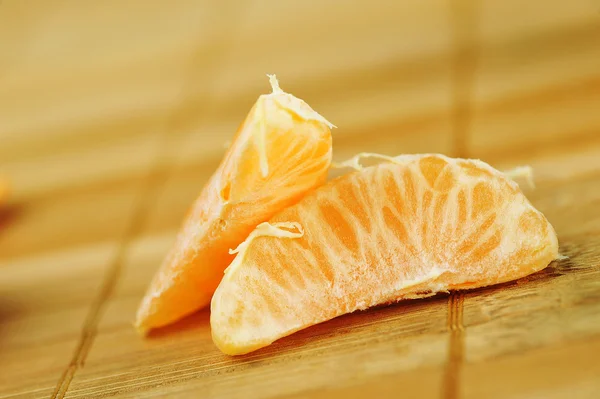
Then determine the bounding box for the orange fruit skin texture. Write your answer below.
[135,83,333,333]
[211,154,559,355]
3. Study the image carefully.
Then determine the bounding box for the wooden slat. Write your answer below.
[0,243,117,398]
[67,290,448,398]
[174,0,456,168]
[0,179,142,259]
[468,1,600,157]
[488,137,600,186]
[207,0,453,102]
[463,236,600,363]
[0,0,237,163]
[462,337,600,399]
[478,0,598,43]
[0,135,160,202]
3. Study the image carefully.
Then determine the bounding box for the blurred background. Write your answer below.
[1,1,600,398]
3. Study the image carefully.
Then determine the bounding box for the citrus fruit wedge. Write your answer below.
[0,179,8,206]
[136,75,334,333]
[211,154,559,355]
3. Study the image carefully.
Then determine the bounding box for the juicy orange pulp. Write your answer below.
[136,76,334,333]
[211,154,559,355]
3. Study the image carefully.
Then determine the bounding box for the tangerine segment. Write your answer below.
[0,179,8,205]
[211,154,558,355]
[136,76,333,333]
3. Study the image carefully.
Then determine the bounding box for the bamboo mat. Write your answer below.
[1,1,599,398]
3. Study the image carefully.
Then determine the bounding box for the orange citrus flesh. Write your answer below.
[135,75,334,333]
[211,154,559,355]
[0,180,8,206]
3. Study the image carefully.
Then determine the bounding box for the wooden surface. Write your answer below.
[1,1,600,398]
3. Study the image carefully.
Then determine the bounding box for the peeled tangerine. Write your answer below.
[136,76,334,333]
[211,154,559,355]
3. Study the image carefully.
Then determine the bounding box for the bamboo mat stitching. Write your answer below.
[443,293,466,399]
[444,0,478,397]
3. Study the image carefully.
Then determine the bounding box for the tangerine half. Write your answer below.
[211,154,559,355]
[136,76,334,333]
